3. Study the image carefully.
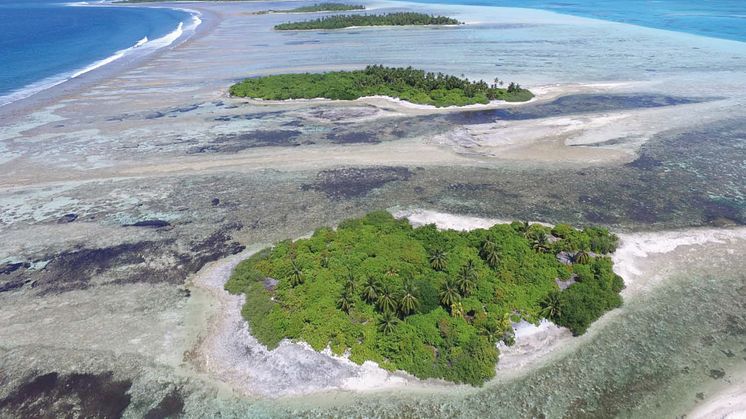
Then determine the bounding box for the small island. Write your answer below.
[274,12,461,30]
[230,65,534,107]
[256,3,365,14]
[225,212,624,385]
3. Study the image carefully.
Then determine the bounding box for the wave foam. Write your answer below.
[0,9,201,108]
[612,227,746,296]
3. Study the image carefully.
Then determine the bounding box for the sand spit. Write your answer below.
[689,370,746,419]
[613,227,746,298]
[497,319,573,374]
[398,208,746,300]
[230,82,620,117]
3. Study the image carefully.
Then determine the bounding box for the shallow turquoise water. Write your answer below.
[410,0,746,43]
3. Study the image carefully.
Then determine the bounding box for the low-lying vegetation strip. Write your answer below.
[229,65,534,107]
[283,3,365,13]
[257,3,365,14]
[226,211,624,385]
[274,12,461,30]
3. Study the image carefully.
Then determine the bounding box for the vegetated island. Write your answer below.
[230,65,534,107]
[225,211,624,386]
[274,12,461,30]
[257,3,365,14]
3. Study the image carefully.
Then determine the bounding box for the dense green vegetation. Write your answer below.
[230,65,534,107]
[257,3,365,14]
[274,12,461,30]
[284,3,365,13]
[225,212,624,385]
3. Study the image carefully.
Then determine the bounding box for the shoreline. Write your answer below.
[185,209,746,400]
[0,1,207,118]
[688,368,746,419]
[187,245,461,399]
[0,0,744,415]
[4,0,744,119]
[236,93,538,111]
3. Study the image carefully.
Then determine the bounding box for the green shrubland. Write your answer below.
[284,3,365,13]
[226,212,623,385]
[256,3,365,14]
[230,65,534,107]
[274,12,460,30]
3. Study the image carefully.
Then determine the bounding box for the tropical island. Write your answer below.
[274,12,461,30]
[256,3,365,14]
[230,65,534,107]
[225,211,624,385]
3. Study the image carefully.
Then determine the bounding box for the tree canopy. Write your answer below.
[225,212,623,385]
[230,65,534,107]
[274,12,460,30]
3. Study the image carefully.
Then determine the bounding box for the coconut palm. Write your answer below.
[573,250,590,264]
[344,271,357,294]
[480,238,500,268]
[376,284,398,314]
[362,276,380,303]
[516,221,531,237]
[399,282,420,316]
[540,291,562,319]
[429,248,448,271]
[456,261,477,296]
[439,278,461,307]
[531,232,549,253]
[479,319,501,343]
[289,260,304,287]
[337,291,354,313]
[378,312,399,335]
[320,251,330,268]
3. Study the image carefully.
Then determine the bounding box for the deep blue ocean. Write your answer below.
[0,0,188,104]
[1,0,745,105]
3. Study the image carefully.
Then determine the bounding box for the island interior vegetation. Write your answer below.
[256,3,365,14]
[230,65,534,107]
[225,211,624,385]
[274,12,461,30]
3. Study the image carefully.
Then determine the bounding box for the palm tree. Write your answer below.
[344,271,357,294]
[429,248,448,271]
[479,319,501,343]
[378,312,398,335]
[399,282,420,316]
[337,291,354,313]
[361,276,380,303]
[517,221,531,237]
[439,278,461,307]
[289,260,304,287]
[540,291,562,319]
[456,261,477,296]
[320,251,330,268]
[377,284,398,314]
[480,238,500,268]
[573,250,590,264]
[384,266,399,278]
[531,232,549,253]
